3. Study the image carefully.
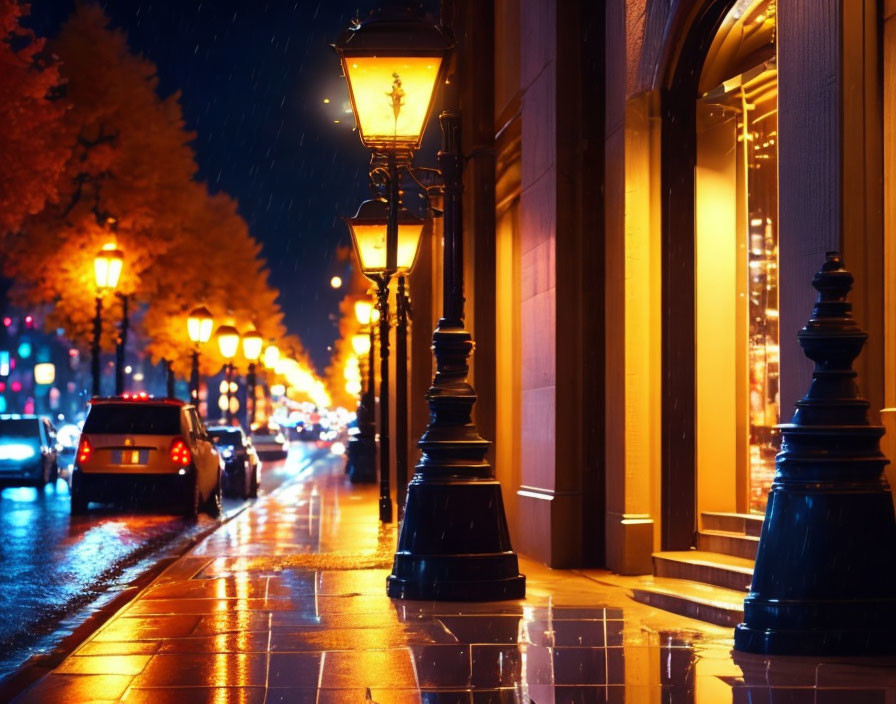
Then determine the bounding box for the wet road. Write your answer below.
[0,443,321,681]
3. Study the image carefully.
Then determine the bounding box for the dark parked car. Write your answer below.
[0,415,59,489]
[208,425,259,499]
[251,422,289,461]
[71,395,222,516]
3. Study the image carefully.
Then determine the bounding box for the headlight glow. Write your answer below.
[0,444,37,461]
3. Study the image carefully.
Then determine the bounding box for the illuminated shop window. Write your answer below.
[697,0,777,514]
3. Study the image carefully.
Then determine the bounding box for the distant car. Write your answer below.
[70,395,222,517]
[0,415,59,489]
[207,425,259,499]
[251,422,289,460]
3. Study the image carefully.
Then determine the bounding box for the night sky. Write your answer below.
[26,0,439,372]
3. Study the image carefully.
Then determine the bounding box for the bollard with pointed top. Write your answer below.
[734,251,896,655]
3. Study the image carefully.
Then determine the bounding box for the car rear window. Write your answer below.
[210,429,242,445]
[83,404,182,435]
[0,418,41,439]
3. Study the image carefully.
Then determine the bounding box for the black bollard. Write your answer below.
[734,251,896,655]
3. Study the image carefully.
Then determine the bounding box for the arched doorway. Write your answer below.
[662,0,777,548]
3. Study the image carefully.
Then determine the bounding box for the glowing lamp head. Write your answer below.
[351,333,371,356]
[334,7,453,151]
[354,300,374,325]
[241,328,264,361]
[215,324,240,360]
[346,198,425,278]
[94,243,123,292]
[263,344,280,369]
[187,306,214,344]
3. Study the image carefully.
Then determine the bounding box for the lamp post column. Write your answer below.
[247,363,257,427]
[387,111,525,601]
[165,359,175,398]
[91,296,102,397]
[190,350,200,407]
[376,278,392,523]
[115,293,129,395]
[395,275,409,519]
[225,363,234,425]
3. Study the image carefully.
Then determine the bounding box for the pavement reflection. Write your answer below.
[10,449,896,702]
[0,444,312,682]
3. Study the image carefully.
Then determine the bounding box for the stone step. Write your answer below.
[701,511,765,537]
[652,550,754,592]
[631,577,745,628]
[697,530,760,560]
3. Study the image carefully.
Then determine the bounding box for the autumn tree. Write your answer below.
[4,2,198,348]
[0,0,69,240]
[141,183,295,378]
[2,2,313,395]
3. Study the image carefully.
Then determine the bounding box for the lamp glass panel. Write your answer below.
[105,257,123,290]
[198,318,213,343]
[344,56,442,148]
[242,334,264,361]
[217,331,240,359]
[94,253,122,290]
[352,222,424,274]
[354,300,373,325]
[263,345,280,368]
[352,334,371,355]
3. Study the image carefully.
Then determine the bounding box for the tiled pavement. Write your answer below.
[12,450,896,703]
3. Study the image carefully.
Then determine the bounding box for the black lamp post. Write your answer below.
[215,324,240,425]
[114,293,129,395]
[349,318,377,484]
[242,329,264,428]
[337,6,524,600]
[91,243,123,397]
[187,306,214,412]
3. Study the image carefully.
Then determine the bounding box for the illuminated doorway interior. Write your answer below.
[695,0,777,518]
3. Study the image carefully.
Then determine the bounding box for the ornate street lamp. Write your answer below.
[346,198,423,514]
[187,306,213,412]
[337,6,524,600]
[92,242,123,397]
[242,328,264,428]
[215,324,240,424]
[345,200,424,518]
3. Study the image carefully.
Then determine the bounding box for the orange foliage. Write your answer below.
[0,0,69,238]
[0,3,305,383]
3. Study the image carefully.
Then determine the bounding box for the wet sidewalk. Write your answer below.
[13,451,896,703]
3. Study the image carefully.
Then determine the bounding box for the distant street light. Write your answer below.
[330,276,343,289]
[242,329,264,427]
[215,324,240,424]
[91,241,123,397]
[351,333,371,356]
[187,305,214,414]
[354,299,374,326]
[263,343,280,369]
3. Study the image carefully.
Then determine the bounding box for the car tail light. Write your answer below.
[169,437,191,466]
[76,437,92,464]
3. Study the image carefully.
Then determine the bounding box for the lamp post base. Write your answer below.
[386,477,525,601]
[733,480,896,655]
